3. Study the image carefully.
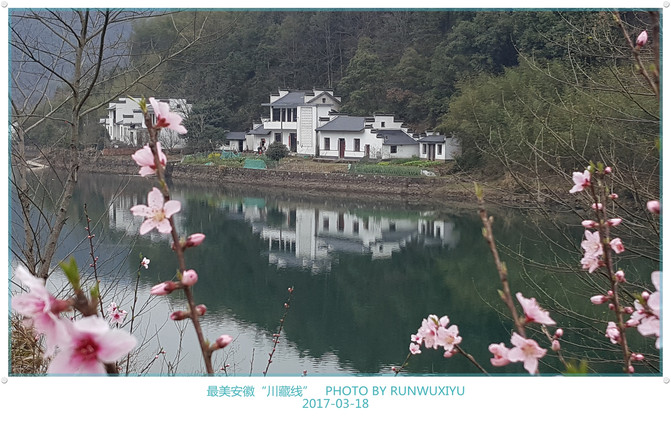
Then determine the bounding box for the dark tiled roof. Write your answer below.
[226,132,247,140]
[247,124,271,135]
[316,116,365,132]
[262,91,306,107]
[377,130,418,146]
[418,135,446,143]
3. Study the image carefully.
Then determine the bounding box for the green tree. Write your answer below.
[338,37,387,115]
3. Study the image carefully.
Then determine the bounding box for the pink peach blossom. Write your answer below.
[437,324,462,353]
[186,233,206,247]
[215,334,233,349]
[416,314,443,349]
[615,270,626,283]
[630,271,660,348]
[181,269,198,286]
[581,230,602,258]
[581,254,601,273]
[636,30,648,47]
[610,238,625,254]
[551,340,561,351]
[149,97,187,134]
[647,200,660,214]
[130,187,181,235]
[570,170,591,193]
[11,265,68,356]
[508,332,546,375]
[131,142,167,177]
[516,292,556,325]
[409,343,421,355]
[607,218,622,227]
[605,322,620,344]
[109,308,127,325]
[488,342,511,366]
[141,257,150,269]
[590,295,609,305]
[47,316,137,374]
[150,281,177,296]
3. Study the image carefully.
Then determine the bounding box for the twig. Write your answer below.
[263,287,294,376]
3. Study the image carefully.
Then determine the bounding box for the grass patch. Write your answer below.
[349,163,423,177]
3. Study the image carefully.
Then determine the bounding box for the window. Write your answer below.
[272,108,281,121]
[354,139,361,152]
[423,144,427,154]
[275,133,282,143]
[323,218,330,230]
[381,121,386,127]
[390,146,398,154]
[353,221,359,234]
[437,145,442,155]
[322,98,326,103]
[324,137,330,150]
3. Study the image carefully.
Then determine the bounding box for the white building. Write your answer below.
[418,131,461,161]
[100,97,191,148]
[246,89,341,155]
[245,90,459,161]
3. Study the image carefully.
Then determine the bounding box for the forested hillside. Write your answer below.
[17,9,659,179]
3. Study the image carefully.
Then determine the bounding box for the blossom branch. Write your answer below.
[263,287,294,376]
[475,183,526,338]
[140,105,214,375]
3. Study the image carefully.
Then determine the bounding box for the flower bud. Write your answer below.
[554,328,564,338]
[632,353,644,361]
[590,295,609,305]
[591,203,603,210]
[551,340,561,351]
[195,304,207,316]
[608,303,615,310]
[170,310,190,321]
[604,166,612,174]
[581,220,598,228]
[641,291,650,301]
[185,233,206,248]
[181,269,198,286]
[646,200,660,214]
[608,193,619,200]
[150,281,177,296]
[607,218,622,227]
[623,306,634,314]
[288,287,294,294]
[614,270,626,283]
[628,365,635,374]
[215,334,233,349]
[636,30,648,47]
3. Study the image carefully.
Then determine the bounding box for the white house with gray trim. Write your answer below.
[101,97,191,148]
[247,89,341,155]
[418,131,461,161]
[244,89,459,161]
[315,113,418,160]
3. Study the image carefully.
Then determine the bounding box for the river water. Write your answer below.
[10,171,660,376]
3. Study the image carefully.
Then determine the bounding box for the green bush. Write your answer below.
[265,141,289,161]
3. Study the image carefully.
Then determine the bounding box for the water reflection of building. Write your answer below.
[107,190,188,240]
[220,199,459,273]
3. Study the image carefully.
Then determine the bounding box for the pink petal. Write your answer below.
[163,200,181,218]
[156,219,173,234]
[130,204,152,217]
[139,219,158,235]
[147,187,164,210]
[96,330,137,363]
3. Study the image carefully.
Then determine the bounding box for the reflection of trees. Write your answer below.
[41,173,659,374]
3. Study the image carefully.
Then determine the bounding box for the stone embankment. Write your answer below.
[48,151,481,205]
